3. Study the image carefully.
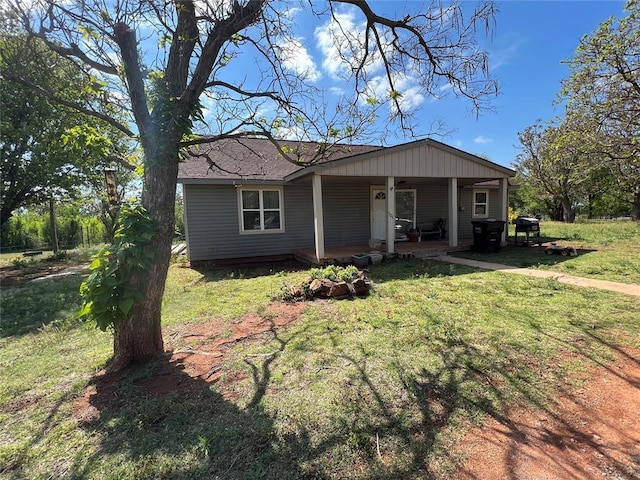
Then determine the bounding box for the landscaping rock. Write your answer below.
[291,271,372,300]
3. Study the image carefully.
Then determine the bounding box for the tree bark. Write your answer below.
[561,196,575,223]
[110,140,179,368]
[49,196,59,253]
[632,189,640,222]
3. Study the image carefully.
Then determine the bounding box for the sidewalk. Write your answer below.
[434,255,640,298]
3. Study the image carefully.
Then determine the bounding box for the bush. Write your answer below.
[310,264,360,282]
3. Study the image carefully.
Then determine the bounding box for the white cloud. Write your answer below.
[314,9,383,80]
[282,6,302,19]
[489,37,521,72]
[362,73,425,112]
[474,136,494,144]
[279,39,321,83]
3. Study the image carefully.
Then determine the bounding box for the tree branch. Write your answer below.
[113,22,152,144]
[1,71,135,137]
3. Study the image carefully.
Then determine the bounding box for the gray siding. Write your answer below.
[322,183,371,246]
[321,142,510,179]
[457,188,506,240]
[414,185,449,229]
[184,183,314,261]
[183,182,509,261]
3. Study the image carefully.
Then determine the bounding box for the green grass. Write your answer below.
[0,245,105,271]
[1,222,639,479]
[455,219,640,284]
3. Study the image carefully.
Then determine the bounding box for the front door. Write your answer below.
[371,187,417,240]
[371,186,387,240]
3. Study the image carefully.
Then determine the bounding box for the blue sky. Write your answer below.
[198,0,626,169]
[459,0,628,168]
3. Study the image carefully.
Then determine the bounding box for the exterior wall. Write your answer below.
[414,184,449,229]
[183,183,314,261]
[322,182,371,246]
[183,181,511,261]
[321,142,508,179]
[457,188,507,240]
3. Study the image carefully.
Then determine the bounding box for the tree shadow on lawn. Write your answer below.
[58,302,636,480]
[68,351,314,479]
[0,273,86,338]
[455,327,640,480]
[452,241,596,269]
[61,305,520,480]
[189,259,308,282]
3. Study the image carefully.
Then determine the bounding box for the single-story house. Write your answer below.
[177,137,516,264]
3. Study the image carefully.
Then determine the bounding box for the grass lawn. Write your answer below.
[455,219,640,285]
[1,221,639,479]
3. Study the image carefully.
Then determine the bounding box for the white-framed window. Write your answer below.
[238,187,284,233]
[473,189,489,217]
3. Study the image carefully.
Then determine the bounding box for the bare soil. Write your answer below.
[455,345,640,479]
[72,301,640,479]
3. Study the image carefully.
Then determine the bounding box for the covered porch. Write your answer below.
[294,238,474,265]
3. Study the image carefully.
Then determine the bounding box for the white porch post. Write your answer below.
[386,176,395,254]
[312,173,325,261]
[498,177,509,245]
[448,177,458,247]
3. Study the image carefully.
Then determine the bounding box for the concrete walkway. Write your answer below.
[434,255,640,298]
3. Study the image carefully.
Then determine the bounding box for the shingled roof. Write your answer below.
[178,137,382,183]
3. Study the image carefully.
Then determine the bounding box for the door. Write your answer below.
[371,186,387,240]
[371,187,417,240]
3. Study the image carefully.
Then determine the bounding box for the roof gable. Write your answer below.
[178,137,515,184]
[285,139,515,180]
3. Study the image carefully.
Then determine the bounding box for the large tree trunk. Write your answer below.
[0,207,12,227]
[110,146,179,369]
[632,190,640,222]
[561,196,575,223]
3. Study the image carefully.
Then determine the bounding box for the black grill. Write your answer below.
[514,217,540,246]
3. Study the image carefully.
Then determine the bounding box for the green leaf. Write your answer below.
[118,298,135,315]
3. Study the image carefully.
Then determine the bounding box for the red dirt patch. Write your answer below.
[455,346,640,479]
[72,301,305,422]
[71,302,640,480]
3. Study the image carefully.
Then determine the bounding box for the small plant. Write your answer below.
[48,250,68,262]
[11,257,29,269]
[196,436,210,459]
[310,264,360,282]
[77,204,156,331]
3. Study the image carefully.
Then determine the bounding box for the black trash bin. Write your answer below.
[471,219,506,253]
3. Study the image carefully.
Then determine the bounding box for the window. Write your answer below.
[238,187,284,233]
[396,189,417,227]
[473,189,489,217]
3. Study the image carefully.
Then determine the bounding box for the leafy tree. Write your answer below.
[7,0,499,369]
[560,0,640,220]
[514,116,603,223]
[0,30,132,228]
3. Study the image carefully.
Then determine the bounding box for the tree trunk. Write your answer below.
[49,196,59,253]
[561,196,575,223]
[110,145,179,369]
[632,189,640,222]
[0,207,12,227]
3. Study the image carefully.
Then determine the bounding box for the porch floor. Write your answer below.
[294,239,473,265]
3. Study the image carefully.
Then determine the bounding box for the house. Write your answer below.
[177,137,516,264]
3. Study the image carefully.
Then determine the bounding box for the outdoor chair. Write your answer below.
[420,218,447,241]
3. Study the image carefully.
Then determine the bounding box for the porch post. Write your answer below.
[498,177,509,245]
[312,173,325,261]
[386,176,395,254]
[448,177,458,247]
